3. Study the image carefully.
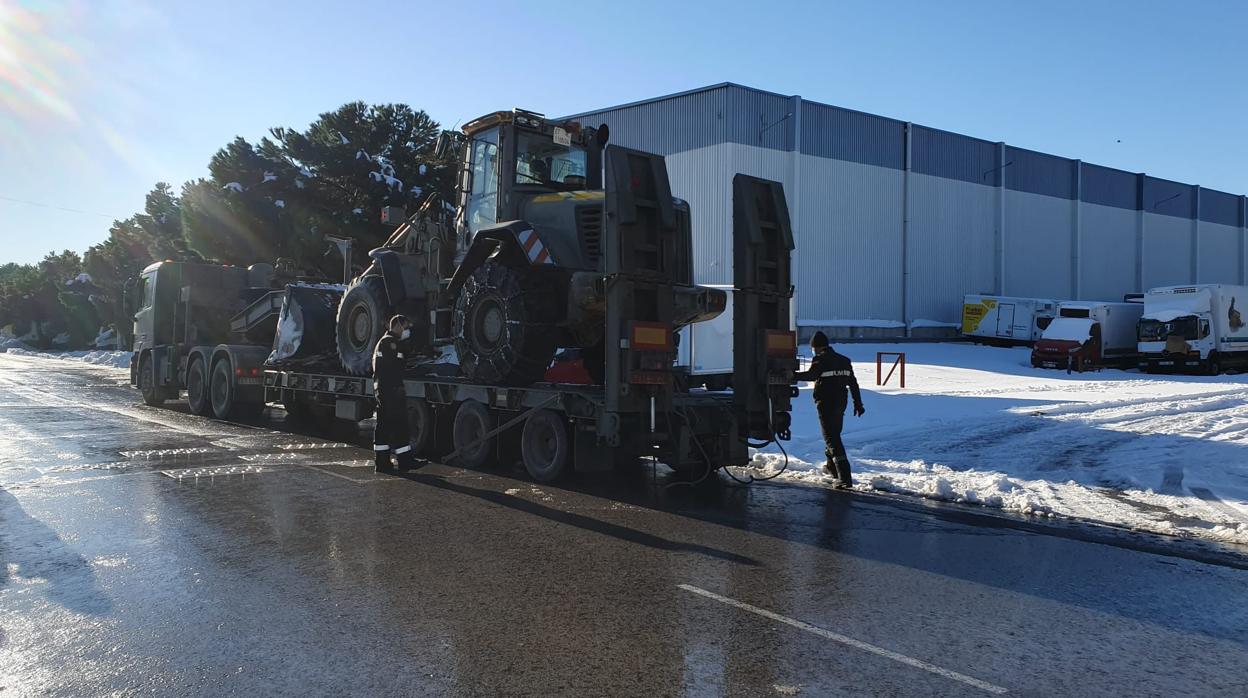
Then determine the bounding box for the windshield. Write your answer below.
[515,130,587,188]
[1138,315,1201,341]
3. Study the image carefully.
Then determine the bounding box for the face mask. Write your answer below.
[400,328,411,340]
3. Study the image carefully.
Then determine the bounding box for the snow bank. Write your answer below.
[747,342,1248,546]
[2,347,131,370]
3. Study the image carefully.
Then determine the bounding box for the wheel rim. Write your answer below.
[211,364,228,414]
[529,420,558,467]
[472,297,505,351]
[347,303,372,351]
[461,412,486,457]
[188,361,204,407]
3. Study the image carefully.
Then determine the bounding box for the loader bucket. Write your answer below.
[266,284,346,370]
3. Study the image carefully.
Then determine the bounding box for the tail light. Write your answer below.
[629,322,672,351]
[765,329,797,356]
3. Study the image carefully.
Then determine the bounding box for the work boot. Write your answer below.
[375,451,396,474]
[396,449,419,472]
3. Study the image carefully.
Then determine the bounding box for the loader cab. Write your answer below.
[458,110,602,239]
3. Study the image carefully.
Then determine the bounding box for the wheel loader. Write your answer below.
[334,108,724,385]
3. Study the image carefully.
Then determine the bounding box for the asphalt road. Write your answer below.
[2,354,1247,697]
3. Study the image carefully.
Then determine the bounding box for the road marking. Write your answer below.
[677,584,1008,695]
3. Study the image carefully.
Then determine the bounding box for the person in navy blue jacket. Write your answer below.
[794,331,865,488]
[373,315,417,473]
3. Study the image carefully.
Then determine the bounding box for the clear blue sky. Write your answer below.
[2,0,1246,265]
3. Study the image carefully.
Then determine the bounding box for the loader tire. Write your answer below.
[453,261,557,386]
[336,275,390,376]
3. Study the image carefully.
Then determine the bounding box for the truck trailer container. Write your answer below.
[962,294,1057,345]
[1137,284,1248,375]
[677,285,733,391]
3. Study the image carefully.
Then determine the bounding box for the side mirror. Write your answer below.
[434,130,457,159]
[596,123,610,148]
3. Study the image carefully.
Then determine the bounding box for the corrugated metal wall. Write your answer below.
[565,83,1248,325]
[906,174,997,322]
[1079,204,1138,302]
[1142,213,1192,289]
[1004,190,1074,298]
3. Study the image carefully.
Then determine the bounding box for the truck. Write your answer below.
[1137,284,1248,375]
[129,108,799,482]
[1030,301,1143,371]
[677,285,733,391]
[961,294,1057,345]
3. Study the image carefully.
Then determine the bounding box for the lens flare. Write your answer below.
[0,0,81,125]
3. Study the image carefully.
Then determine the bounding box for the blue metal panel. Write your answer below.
[565,84,729,155]
[1143,177,1195,219]
[724,85,795,152]
[1004,146,1076,199]
[1200,188,1240,227]
[1080,164,1138,210]
[800,102,905,169]
[911,126,999,186]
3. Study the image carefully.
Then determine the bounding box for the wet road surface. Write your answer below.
[2,354,1247,697]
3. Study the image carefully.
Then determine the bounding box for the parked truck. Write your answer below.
[962,294,1057,345]
[130,108,798,482]
[1031,301,1143,371]
[1137,284,1248,375]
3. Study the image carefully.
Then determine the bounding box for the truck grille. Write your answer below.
[577,206,603,268]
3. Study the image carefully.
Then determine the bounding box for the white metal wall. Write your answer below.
[1004,190,1074,299]
[905,174,997,322]
[1142,213,1192,290]
[1079,203,1138,302]
[797,156,904,321]
[1199,222,1241,283]
[655,138,1246,326]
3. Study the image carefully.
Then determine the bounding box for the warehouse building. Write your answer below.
[564,83,1248,336]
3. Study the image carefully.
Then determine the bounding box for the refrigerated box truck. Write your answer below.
[1031,301,1143,371]
[1137,284,1248,374]
[962,295,1058,345]
[677,286,733,390]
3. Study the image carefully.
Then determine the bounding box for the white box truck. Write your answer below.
[962,295,1058,345]
[677,285,734,390]
[1031,301,1144,371]
[1138,284,1248,375]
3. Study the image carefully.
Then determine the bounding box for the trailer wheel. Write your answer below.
[453,261,558,386]
[336,275,390,376]
[521,409,571,483]
[186,356,212,416]
[407,398,436,457]
[452,400,494,469]
[209,359,264,421]
[138,354,164,406]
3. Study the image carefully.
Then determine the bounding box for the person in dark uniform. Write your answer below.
[795,331,865,489]
[373,314,417,473]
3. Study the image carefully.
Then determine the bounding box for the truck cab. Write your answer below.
[1137,285,1248,374]
[1032,301,1143,371]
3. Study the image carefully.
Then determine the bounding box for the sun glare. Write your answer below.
[0,0,80,125]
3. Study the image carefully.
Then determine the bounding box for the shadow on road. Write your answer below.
[404,471,760,567]
[0,487,112,616]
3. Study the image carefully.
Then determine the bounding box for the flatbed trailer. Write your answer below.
[264,366,759,482]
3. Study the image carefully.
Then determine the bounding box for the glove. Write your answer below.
[854,403,866,417]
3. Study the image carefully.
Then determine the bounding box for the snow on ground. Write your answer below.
[748,342,1248,546]
[1,341,131,370]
